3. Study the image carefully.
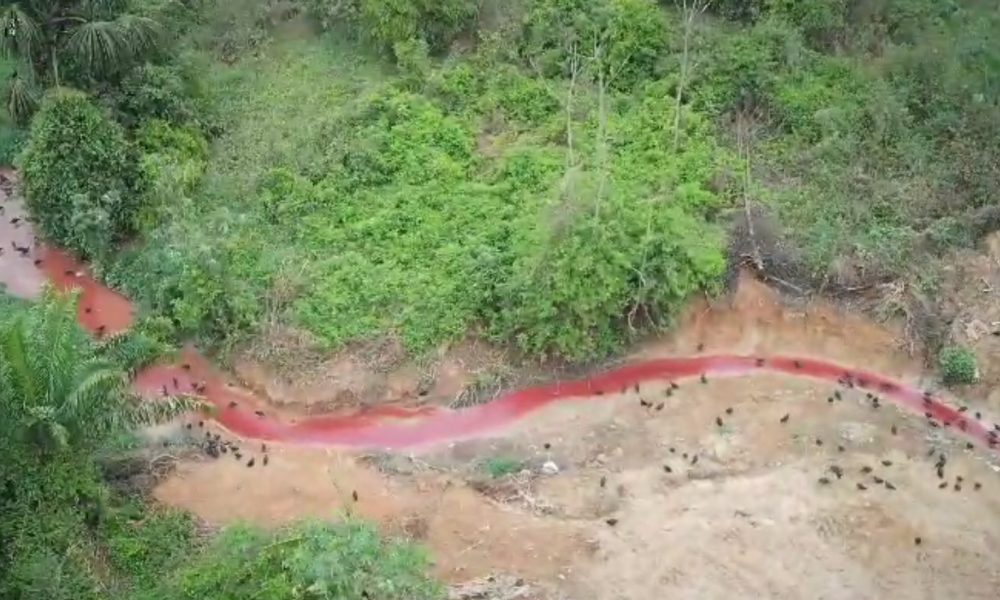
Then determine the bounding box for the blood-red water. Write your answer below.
[25,249,1000,452]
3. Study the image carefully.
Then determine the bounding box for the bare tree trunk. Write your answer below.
[736,111,764,273]
[566,42,579,167]
[594,40,608,220]
[673,0,710,152]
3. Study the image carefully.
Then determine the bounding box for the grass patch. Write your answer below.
[481,456,525,479]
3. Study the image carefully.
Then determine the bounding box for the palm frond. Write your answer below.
[113,14,161,57]
[97,329,169,376]
[64,14,161,76]
[64,19,123,75]
[123,393,204,428]
[6,73,37,122]
[61,360,126,420]
[0,314,38,408]
[0,4,40,59]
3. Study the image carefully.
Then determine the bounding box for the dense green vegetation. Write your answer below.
[4,2,1000,597]
[0,291,442,598]
[938,345,978,386]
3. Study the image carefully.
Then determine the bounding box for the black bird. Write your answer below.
[937,466,945,479]
[664,388,673,397]
[815,438,823,446]
[716,417,723,427]
[779,413,790,424]
[639,398,651,408]
[352,490,359,502]
[606,518,618,527]
[543,442,551,450]
[958,406,968,412]
[84,307,92,314]
[975,411,981,420]
[246,457,255,468]
[184,423,192,430]
[953,483,962,492]
[663,465,672,473]
[161,385,168,396]
[700,373,708,384]
[228,400,238,408]
[600,476,607,488]
[173,377,179,389]
[697,343,704,351]
[817,477,831,485]
[655,402,664,411]
[856,483,867,491]
[966,442,974,450]
[827,397,834,404]
[255,410,265,417]
[197,420,204,428]
[881,460,893,467]
[32,259,42,266]
[261,443,267,452]
[755,358,765,367]
[234,452,243,460]
[669,447,676,453]
[633,383,640,394]
[860,466,873,474]
[891,425,897,435]
[263,455,268,466]
[690,455,699,465]
[725,407,733,415]
[873,476,884,484]
[974,482,981,491]
[938,481,948,489]
[914,537,922,546]
[670,382,679,390]
[837,445,845,452]
[833,390,842,400]
[793,360,803,369]
[829,465,843,479]
[884,481,896,490]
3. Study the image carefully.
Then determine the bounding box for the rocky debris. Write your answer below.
[448,574,541,600]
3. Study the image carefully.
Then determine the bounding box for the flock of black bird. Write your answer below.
[604,364,995,548]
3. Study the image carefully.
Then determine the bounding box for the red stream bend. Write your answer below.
[37,248,1000,452]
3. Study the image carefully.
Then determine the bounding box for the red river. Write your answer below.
[16,248,1000,452]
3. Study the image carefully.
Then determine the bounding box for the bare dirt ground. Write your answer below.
[155,275,1000,599]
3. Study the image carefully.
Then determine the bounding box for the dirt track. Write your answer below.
[155,280,1000,599]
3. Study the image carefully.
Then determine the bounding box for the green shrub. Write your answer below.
[482,457,524,478]
[18,89,140,259]
[938,346,978,385]
[109,63,203,129]
[145,520,443,600]
[328,0,479,55]
[521,0,669,90]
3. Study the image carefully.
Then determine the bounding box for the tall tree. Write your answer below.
[0,0,161,121]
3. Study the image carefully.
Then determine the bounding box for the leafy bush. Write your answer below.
[145,520,443,600]
[482,456,524,478]
[938,346,978,385]
[18,89,141,259]
[108,63,204,129]
[318,0,479,55]
[522,0,669,90]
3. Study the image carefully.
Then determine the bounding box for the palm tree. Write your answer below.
[0,289,193,455]
[0,0,161,121]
